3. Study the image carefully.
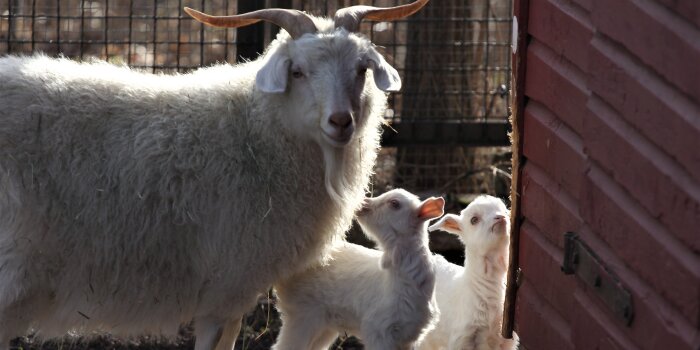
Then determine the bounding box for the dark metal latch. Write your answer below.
[561,232,634,326]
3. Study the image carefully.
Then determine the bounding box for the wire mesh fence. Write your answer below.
[0,0,237,72]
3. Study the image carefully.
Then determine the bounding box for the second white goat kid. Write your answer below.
[419,195,518,350]
[273,189,445,350]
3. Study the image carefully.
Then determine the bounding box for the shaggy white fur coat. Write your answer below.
[0,17,388,347]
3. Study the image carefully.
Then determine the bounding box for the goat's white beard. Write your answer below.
[322,146,350,207]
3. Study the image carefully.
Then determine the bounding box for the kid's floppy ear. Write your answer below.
[428,213,462,235]
[418,197,445,221]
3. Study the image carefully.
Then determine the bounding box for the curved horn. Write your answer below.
[184,7,317,40]
[334,0,429,32]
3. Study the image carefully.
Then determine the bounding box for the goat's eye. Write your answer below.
[389,199,401,210]
[470,216,479,225]
[291,69,304,79]
[357,66,368,76]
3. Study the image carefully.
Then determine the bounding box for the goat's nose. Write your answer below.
[357,198,371,216]
[329,112,352,129]
[324,111,355,145]
[494,214,507,222]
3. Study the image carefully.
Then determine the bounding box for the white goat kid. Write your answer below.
[0,1,429,349]
[273,189,444,350]
[419,195,518,350]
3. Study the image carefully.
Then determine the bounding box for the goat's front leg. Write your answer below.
[194,317,227,350]
[447,326,478,350]
[272,313,334,350]
[362,329,398,350]
[214,317,242,350]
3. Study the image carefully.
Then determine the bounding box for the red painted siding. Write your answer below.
[524,41,589,133]
[654,0,700,25]
[521,163,583,248]
[570,290,638,350]
[519,222,577,320]
[587,36,700,181]
[590,0,700,102]
[528,0,594,71]
[512,0,700,348]
[580,163,699,325]
[516,281,575,350]
[584,96,700,254]
[523,102,586,200]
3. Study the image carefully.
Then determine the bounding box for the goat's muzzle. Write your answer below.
[490,214,508,234]
[357,198,371,216]
[323,111,355,146]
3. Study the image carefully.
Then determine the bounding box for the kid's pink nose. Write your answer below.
[357,198,371,216]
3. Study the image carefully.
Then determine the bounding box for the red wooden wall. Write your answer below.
[511,0,700,348]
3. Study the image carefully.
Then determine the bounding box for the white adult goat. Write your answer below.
[0,1,429,349]
[273,189,444,350]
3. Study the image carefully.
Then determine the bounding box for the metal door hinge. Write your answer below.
[561,232,634,326]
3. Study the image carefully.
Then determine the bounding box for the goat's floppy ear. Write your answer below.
[367,48,401,92]
[418,197,445,221]
[428,213,462,235]
[256,53,291,93]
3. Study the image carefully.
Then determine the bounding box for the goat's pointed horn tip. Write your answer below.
[183,7,204,19]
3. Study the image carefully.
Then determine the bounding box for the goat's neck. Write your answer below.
[459,246,508,334]
[463,245,508,292]
[382,236,434,296]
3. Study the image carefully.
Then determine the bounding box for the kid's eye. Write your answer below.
[357,66,368,76]
[470,216,479,225]
[389,199,401,210]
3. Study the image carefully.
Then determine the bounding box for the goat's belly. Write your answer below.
[33,306,187,339]
[31,264,203,336]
